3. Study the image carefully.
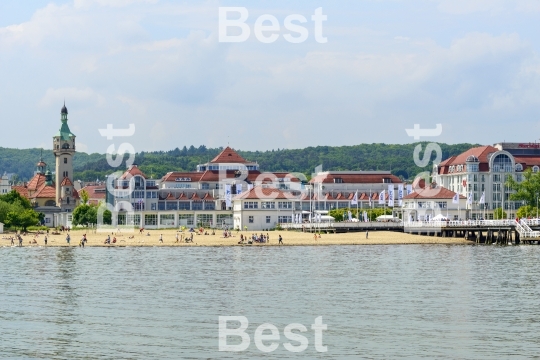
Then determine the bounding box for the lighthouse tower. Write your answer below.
[53,102,76,210]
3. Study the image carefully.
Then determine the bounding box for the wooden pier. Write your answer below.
[282,219,540,245]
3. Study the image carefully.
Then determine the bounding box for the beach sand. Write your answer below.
[2,228,471,247]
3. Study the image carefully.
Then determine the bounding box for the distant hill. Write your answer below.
[0,143,478,183]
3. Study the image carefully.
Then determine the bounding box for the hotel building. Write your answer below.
[432,142,540,219]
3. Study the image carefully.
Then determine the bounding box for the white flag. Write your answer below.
[369,191,372,206]
[479,192,485,204]
[406,184,413,195]
[378,190,385,205]
[388,185,395,207]
[351,191,358,205]
[236,184,242,194]
[398,184,404,206]
[363,211,368,222]
[247,184,253,191]
[348,211,352,221]
[225,184,232,207]
[467,192,472,205]
[452,193,459,204]
[309,213,312,222]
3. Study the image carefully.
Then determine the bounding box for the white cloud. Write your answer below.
[39,87,105,107]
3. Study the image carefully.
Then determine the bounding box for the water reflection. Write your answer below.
[1,245,540,359]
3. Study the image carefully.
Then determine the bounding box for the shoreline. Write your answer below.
[1,229,472,247]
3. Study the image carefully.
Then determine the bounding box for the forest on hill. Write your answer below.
[0,143,478,183]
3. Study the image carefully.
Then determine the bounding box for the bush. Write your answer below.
[27,225,49,231]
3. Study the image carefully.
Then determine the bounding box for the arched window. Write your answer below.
[533,166,539,173]
[515,163,523,172]
[492,153,513,172]
[62,143,70,149]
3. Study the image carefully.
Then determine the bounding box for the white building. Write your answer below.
[0,173,10,194]
[432,143,540,220]
[402,184,467,221]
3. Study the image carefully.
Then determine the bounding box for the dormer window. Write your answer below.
[515,163,523,172]
[334,178,343,183]
[533,166,539,173]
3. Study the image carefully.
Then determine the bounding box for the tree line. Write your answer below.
[1,143,477,183]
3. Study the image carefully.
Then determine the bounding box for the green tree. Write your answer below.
[72,204,97,226]
[516,205,539,219]
[493,207,507,220]
[5,209,39,231]
[0,190,32,209]
[506,169,540,206]
[79,189,89,205]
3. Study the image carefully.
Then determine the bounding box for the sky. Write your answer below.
[1,0,540,154]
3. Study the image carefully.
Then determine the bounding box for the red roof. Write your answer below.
[120,165,147,179]
[191,193,201,201]
[309,173,402,185]
[203,192,214,201]
[211,147,248,164]
[438,146,498,174]
[178,192,188,200]
[234,186,294,200]
[60,177,74,186]
[403,186,465,200]
[33,184,57,198]
[12,185,29,198]
[26,173,46,191]
[80,185,106,200]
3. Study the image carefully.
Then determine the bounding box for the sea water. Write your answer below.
[1,245,540,359]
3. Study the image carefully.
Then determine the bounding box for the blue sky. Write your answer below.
[1,0,539,154]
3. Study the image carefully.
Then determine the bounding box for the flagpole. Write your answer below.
[356,189,359,221]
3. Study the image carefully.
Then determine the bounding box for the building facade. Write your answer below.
[432,143,540,220]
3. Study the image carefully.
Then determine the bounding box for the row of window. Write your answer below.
[246,215,292,224]
[244,201,293,209]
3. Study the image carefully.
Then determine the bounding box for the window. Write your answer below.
[64,157,67,164]
[160,214,175,226]
[204,202,215,210]
[244,201,258,209]
[179,202,190,210]
[178,214,194,226]
[278,201,292,209]
[334,178,343,183]
[436,202,447,209]
[192,202,203,210]
[261,201,275,209]
[217,214,233,226]
[45,218,51,224]
[201,183,210,190]
[515,164,523,172]
[166,202,178,210]
[145,214,158,226]
[249,216,254,223]
[534,166,539,173]
[493,184,501,191]
[197,214,213,226]
[151,203,157,211]
[278,216,292,223]
[493,174,501,182]
[266,216,271,224]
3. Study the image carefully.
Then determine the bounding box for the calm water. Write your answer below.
[1,244,540,359]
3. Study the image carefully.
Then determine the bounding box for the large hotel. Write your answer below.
[8,105,540,229]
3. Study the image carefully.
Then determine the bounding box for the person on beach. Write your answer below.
[175,233,179,243]
[66,234,70,245]
[11,237,15,246]
[366,230,369,239]
[79,237,85,248]
[278,235,283,245]
[44,235,47,246]
[159,234,163,243]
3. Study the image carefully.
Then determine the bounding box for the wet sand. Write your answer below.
[2,229,471,247]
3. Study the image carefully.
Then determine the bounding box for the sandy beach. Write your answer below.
[2,228,471,247]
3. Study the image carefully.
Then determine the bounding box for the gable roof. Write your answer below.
[211,147,248,164]
[403,186,465,200]
[33,184,57,198]
[60,177,74,186]
[234,186,294,200]
[120,165,147,179]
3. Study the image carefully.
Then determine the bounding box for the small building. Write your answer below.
[402,184,467,221]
